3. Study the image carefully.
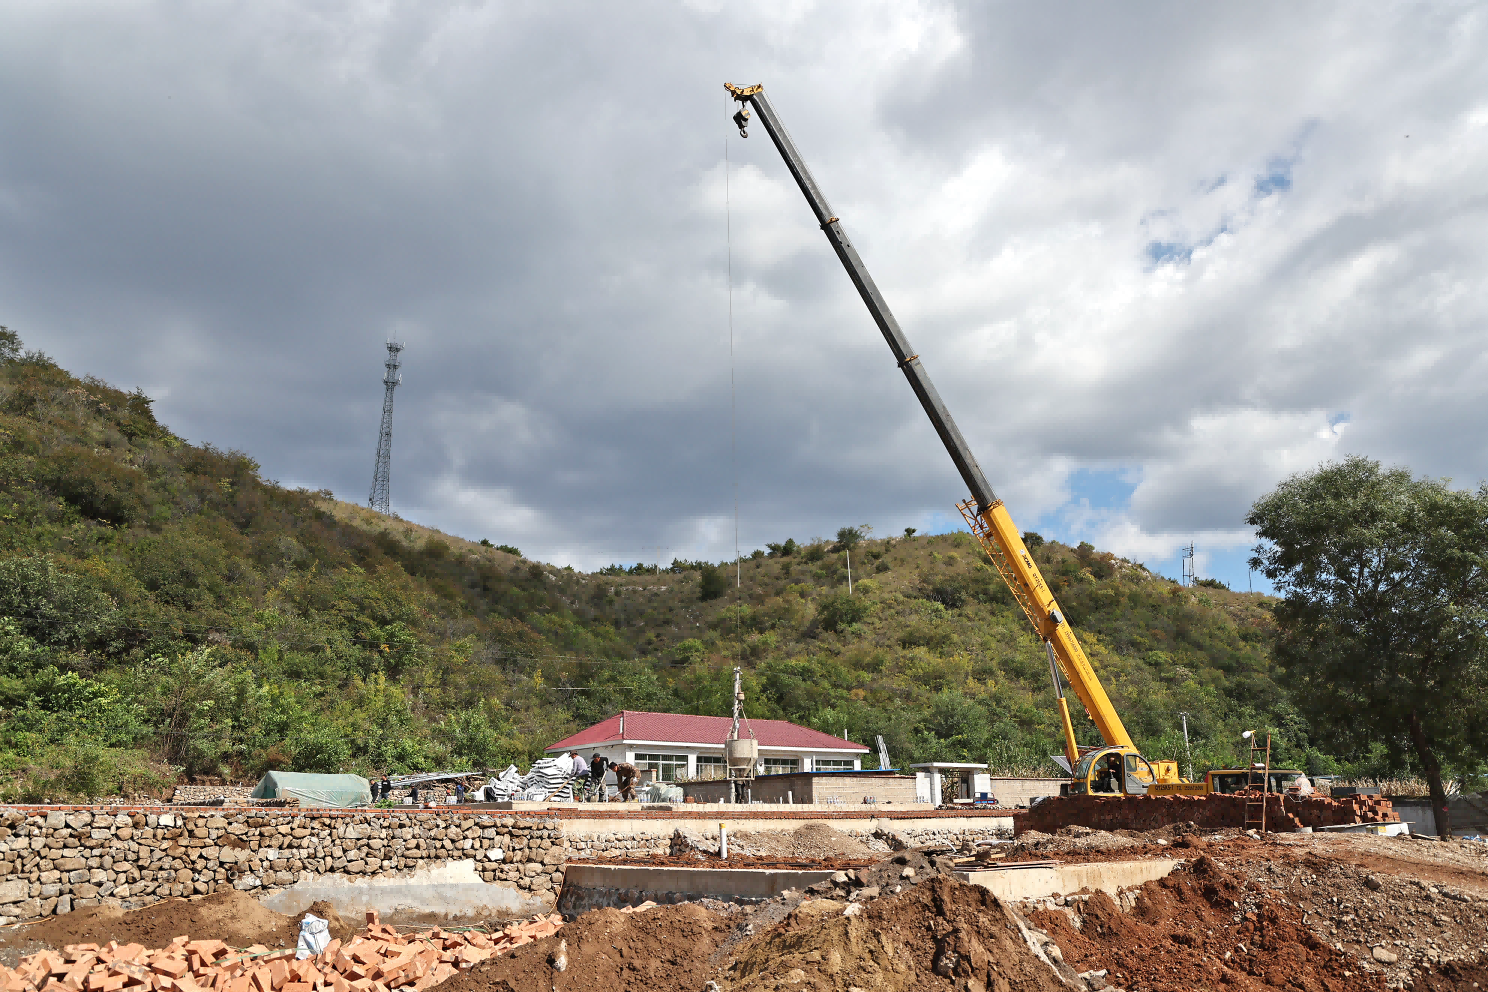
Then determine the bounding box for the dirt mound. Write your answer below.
[306,900,354,941]
[5,889,300,951]
[729,876,1067,991]
[724,824,879,860]
[1009,824,1143,857]
[1411,957,1488,990]
[436,903,732,992]
[1030,854,1387,991]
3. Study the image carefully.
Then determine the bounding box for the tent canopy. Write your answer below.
[251,771,372,808]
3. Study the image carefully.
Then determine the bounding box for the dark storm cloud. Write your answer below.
[1,2,1485,568]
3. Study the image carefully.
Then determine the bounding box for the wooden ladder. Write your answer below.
[1243,734,1272,834]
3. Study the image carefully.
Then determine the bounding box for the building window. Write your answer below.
[814,759,855,771]
[694,755,727,780]
[762,758,799,776]
[634,753,688,782]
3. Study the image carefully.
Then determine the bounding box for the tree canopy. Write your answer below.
[1248,456,1488,836]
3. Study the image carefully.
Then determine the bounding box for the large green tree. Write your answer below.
[1248,456,1488,836]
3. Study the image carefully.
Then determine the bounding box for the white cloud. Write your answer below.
[1,3,1486,569]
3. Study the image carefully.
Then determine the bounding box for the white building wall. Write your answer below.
[558,742,863,780]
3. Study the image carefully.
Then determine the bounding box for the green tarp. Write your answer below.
[250,771,372,808]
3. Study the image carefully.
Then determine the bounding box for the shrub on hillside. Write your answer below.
[815,593,872,633]
[698,564,729,601]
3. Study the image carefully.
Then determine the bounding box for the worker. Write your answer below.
[379,776,392,801]
[569,752,590,801]
[1095,754,1122,794]
[455,781,467,804]
[410,785,419,804]
[588,755,610,802]
[611,762,639,802]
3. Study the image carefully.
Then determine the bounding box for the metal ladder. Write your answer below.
[1244,734,1272,834]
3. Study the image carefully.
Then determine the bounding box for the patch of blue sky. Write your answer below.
[1254,155,1294,196]
[1145,544,1275,597]
[1145,240,1194,266]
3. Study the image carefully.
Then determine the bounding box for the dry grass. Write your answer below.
[1327,777,1460,797]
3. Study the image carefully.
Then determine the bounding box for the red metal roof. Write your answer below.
[546,711,867,753]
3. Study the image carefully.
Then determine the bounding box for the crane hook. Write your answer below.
[733,106,750,138]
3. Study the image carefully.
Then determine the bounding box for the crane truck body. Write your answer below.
[725,82,1205,800]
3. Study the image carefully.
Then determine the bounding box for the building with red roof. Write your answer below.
[546,710,868,782]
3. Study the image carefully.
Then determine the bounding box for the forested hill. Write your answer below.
[0,329,1343,800]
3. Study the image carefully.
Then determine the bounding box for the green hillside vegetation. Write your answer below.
[0,328,1365,800]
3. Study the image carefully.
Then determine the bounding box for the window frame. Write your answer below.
[633,752,689,783]
[694,755,727,780]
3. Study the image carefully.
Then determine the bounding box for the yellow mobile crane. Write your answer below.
[727,83,1200,799]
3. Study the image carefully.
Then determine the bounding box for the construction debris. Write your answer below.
[0,911,564,992]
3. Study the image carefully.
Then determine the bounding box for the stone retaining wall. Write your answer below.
[0,806,1014,925]
[0,808,565,924]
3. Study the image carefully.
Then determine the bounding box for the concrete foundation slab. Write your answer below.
[557,862,837,916]
[956,859,1179,902]
[260,860,552,921]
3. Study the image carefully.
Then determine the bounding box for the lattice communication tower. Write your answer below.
[1181,542,1196,587]
[368,339,403,514]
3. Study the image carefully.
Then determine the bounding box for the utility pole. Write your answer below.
[1179,711,1194,782]
[845,550,853,594]
[368,339,404,515]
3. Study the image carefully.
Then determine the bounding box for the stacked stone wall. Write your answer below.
[0,808,565,924]
[0,805,1014,925]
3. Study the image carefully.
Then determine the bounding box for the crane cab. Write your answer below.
[1066,746,1156,796]
[1065,746,1198,797]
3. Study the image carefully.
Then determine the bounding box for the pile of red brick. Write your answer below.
[1,911,564,992]
[1017,791,1399,835]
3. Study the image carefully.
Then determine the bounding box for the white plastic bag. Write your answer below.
[295,913,330,959]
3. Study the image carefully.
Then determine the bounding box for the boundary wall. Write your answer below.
[0,805,1016,925]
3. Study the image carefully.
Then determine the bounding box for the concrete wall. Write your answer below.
[1388,796,1488,837]
[985,778,1068,809]
[680,773,920,806]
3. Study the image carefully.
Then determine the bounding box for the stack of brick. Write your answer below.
[0,911,564,992]
[0,809,567,924]
[1016,792,1400,836]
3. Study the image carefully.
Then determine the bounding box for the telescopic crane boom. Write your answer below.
[726,83,1178,792]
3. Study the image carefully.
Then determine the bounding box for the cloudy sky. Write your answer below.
[2,2,1485,587]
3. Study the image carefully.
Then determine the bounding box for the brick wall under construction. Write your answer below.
[1017,791,1400,835]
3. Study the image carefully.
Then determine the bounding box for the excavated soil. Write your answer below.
[724,823,883,860]
[1030,854,1387,991]
[1411,959,1488,990]
[0,889,345,952]
[1215,839,1488,985]
[728,876,1068,991]
[568,853,878,870]
[435,903,732,992]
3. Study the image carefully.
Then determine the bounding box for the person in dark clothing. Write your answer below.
[612,762,638,802]
[379,776,392,800]
[455,782,467,804]
[588,755,610,802]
